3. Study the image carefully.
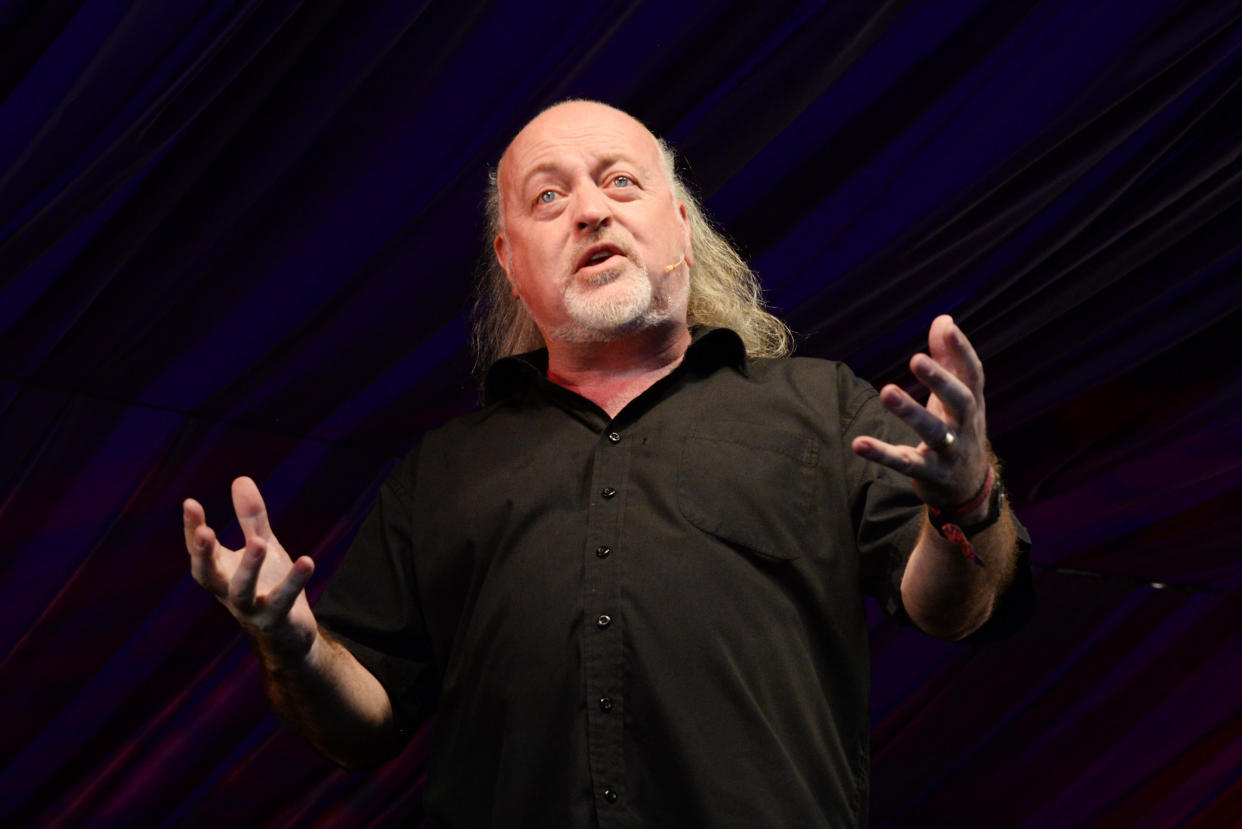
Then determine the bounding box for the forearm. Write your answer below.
[257,627,399,768]
[900,507,1020,640]
[184,483,402,767]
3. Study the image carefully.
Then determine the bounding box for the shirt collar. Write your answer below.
[483,326,748,405]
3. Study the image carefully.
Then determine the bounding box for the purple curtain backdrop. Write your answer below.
[2,1,1241,825]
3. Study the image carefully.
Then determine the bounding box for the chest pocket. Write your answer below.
[677,425,821,561]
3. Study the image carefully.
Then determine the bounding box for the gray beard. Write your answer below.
[552,265,668,343]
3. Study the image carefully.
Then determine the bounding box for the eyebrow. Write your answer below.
[519,156,641,192]
[519,162,563,192]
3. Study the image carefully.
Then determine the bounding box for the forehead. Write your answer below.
[500,104,662,190]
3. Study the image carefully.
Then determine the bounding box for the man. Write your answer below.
[183,100,1029,826]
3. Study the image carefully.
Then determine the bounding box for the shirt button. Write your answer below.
[607,431,622,443]
[595,545,611,558]
[601,486,617,498]
[603,788,618,804]
[596,614,612,629]
[598,697,613,712]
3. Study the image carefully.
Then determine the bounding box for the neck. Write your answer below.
[544,323,692,417]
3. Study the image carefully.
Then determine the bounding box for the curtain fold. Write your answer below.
[2,1,1239,825]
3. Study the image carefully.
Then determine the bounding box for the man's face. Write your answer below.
[494,102,693,345]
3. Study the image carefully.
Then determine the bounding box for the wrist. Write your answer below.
[956,495,994,526]
[927,467,1004,566]
[253,623,320,677]
[929,467,995,520]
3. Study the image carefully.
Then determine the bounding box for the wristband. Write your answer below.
[928,468,1003,567]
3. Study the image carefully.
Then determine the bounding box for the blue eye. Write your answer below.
[538,190,557,204]
[612,175,632,187]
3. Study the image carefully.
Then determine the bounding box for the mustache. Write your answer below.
[568,233,636,272]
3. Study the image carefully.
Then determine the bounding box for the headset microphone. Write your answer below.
[663,254,686,272]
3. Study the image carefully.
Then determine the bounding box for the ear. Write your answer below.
[678,202,694,268]
[494,233,519,297]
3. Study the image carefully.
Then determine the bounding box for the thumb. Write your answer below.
[928,314,974,384]
[231,475,273,542]
[928,314,956,360]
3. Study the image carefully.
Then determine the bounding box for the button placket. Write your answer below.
[582,424,630,823]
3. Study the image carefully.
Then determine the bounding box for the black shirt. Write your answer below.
[316,328,1009,827]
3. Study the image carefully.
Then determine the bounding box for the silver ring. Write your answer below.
[929,428,956,452]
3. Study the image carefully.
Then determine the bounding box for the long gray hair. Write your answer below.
[470,123,792,374]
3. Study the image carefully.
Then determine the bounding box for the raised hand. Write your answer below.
[183,476,317,668]
[851,314,991,512]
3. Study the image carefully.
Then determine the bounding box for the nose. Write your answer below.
[574,183,611,233]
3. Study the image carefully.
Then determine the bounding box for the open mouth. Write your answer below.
[577,243,625,271]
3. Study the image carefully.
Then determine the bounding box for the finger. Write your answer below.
[228,537,266,609]
[851,436,946,483]
[911,353,975,422]
[188,523,231,594]
[183,498,206,554]
[265,556,315,616]
[231,476,273,544]
[928,315,984,393]
[878,384,956,449]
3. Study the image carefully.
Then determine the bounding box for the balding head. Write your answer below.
[470,102,791,372]
[490,100,693,348]
[495,101,673,231]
